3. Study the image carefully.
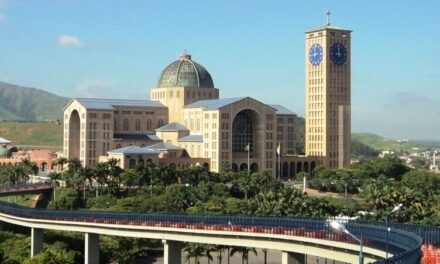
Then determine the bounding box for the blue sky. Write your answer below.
[0,0,439,140]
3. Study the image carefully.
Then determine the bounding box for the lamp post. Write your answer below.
[385,203,403,261]
[245,143,250,171]
[330,220,363,264]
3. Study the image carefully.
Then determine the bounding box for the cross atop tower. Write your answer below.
[326,10,332,26]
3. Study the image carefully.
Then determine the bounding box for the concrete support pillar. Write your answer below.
[162,239,183,264]
[85,233,100,264]
[281,251,305,264]
[31,228,44,257]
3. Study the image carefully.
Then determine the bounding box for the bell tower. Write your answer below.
[305,12,352,168]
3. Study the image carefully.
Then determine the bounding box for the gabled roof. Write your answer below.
[269,105,296,116]
[108,145,160,155]
[113,134,161,141]
[155,122,189,132]
[67,98,166,110]
[145,142,182,151]
[184,97,246,110]
[0,137,11,144]
[178,134,203,142]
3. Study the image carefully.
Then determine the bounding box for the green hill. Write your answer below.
[352,133,426,152]
[0,82,68,121]
[0,121,63,150]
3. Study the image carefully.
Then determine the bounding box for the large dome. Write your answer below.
[157,53,214,88]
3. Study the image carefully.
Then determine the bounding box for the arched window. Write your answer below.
[123,119,129,131]
[135,119,141,131]
[232,112,254,153]
[147,119,152,131]
[128,159,136,168]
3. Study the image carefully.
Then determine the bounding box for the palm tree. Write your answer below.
[215,245,228,264]
[48,172,61,200]
[262,249,268,264]
[78,166,94,202]
[66,158,82,187]
[94,163,109,196]
[55,157,68,187]
[55,157,68,171]
[19,158,38,182]
[184,243,205,264]
[230,247,257,264]
[204,245,215,264]
[107,158,122,190]
[235,171,252,199]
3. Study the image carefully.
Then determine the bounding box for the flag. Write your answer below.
[244,144,249,151]
[276,143,281,155]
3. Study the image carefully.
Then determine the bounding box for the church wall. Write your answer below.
[113,106,168,134]
[150,87,219,125]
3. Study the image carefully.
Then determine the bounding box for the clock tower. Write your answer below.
[305,12,352,169]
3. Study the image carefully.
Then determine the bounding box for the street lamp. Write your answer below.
[245,143,250,171]
[330,220,363,264]
[385,203,403,261]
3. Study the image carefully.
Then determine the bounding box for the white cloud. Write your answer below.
[76,80,113,98]
[58,34,83,48]
[0,0,7,24]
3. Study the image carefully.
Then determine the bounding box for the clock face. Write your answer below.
[309,44,323,66]
[330,43,347,65]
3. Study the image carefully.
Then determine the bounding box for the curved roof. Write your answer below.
[157,53,214,88]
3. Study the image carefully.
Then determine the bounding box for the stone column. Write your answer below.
[162,239,183,264]
[281,251,305,264]
[31,228,44,257]
[85,233,100,264]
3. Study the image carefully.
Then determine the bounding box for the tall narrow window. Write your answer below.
[147,119,152,131]
[123,119,129,131]
[135,119,141,131]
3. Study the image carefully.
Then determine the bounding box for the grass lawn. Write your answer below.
[0,121,63,150]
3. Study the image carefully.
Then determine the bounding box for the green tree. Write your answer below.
[230,247,257,264]
[22,242,75,264]
[48,171,61,200]
[121,168,139,193]
[48,188,83,210]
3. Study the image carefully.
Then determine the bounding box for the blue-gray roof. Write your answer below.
[72,98,166,110]
[145,142,181,151]
[157,53,214,88]
[184,97,246,110]
[269,105,296,116]
[178,134,203,142]
[156,122,189,132]
[114,134,161,141]
[108,146,160,155]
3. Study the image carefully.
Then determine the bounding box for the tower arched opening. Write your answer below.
[68,110,81,159]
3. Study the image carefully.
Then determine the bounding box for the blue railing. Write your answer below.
[0,200,423,263]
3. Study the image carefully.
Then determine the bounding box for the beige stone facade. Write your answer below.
[63,99,168,167]
[63,38,344,176]
[305,25,351,169]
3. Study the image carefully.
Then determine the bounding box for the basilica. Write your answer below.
[64,53,314,178]
[64,22,351,178]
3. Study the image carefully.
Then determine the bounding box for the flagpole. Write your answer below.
[278,152,281,180]
[277,143,281,181]
[247,143,250,171]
